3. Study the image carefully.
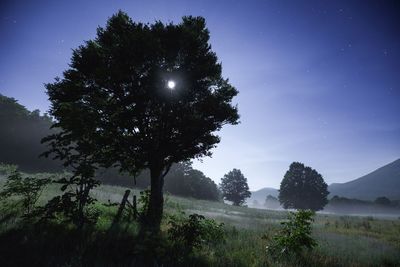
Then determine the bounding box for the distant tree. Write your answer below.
[165,162,220,201]
[279,162,329,211]
[266,194,278,202]
[220,169,251,206]
[329,195,370,206]
[264,194,280,209]
[44,12,239,231]
[374,196,391,206]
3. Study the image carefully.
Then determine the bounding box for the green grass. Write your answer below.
[0,173,400,266]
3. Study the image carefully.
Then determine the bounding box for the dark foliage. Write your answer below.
[374,196,391,206]
[167,212,225,264]
[0,213,224,267]
[0,94,62,172]
[36,174,100,229]
[0,223,140,267]
[41,130,101,229]
[98,162,220,201]
[164,162,220,201]
[279,162,329,211]
[220,169,251,206]
[44,11,239,231]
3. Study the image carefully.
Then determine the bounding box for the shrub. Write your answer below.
[168,213,225,258]
[265,209,317,260]
[0,167,51,215]
[33,171,100,229]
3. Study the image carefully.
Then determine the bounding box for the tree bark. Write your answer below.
[145,164,164,233]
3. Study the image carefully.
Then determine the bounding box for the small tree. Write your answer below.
[279,162,329,211]
[40,134,100,229]
[44,11,239,231]
[220,169,251,206]
[0,166,50,215]
[265,210,317,260]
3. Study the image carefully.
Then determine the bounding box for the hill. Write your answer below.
[247,187,278,206]
[0,94,62,172]
[328,159,400,201]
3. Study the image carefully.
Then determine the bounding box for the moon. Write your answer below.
[167,80,176,89]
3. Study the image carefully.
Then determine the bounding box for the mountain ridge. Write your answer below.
[328,158,400,200]
[248,158,400,203]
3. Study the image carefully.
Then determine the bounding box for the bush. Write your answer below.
[0,166,51,215]
[167,212,225,260]
[265,209,317,260]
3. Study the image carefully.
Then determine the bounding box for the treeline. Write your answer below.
[0,94,220,201]
[0,94,62,172]
[98,162,220,201]
[325,195,400,214]
[329,195,400,208]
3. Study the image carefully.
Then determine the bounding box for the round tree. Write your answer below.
[44,12,239,231]
[279,162,329,211]
[374,196,391,206]
[220,169,251,206]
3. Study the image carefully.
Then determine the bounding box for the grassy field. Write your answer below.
[1,172,400,266]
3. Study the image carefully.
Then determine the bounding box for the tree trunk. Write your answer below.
[145,164,164,232]
[143,165,164,233]
[77,183,89,230]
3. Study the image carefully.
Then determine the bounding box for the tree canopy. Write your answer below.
[220,169,251,206]
[279,162,329,211]
[44,11,239,230]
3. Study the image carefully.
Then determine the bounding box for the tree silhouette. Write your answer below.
[374,196,391,206]
[279,162,329,211]
[220,169,251,206]
[41,133,100,229]
[164,162,220,201]
[44,11,239,231]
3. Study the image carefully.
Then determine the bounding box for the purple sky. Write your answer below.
[1,0,399,190]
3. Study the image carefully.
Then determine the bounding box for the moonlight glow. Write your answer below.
[167,80,176,89]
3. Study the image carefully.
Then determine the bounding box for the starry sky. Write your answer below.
[1,0,399,190]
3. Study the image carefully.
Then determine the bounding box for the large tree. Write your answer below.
[44,12,239,231]
[279,162,329,211]
[220,169,251,206]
